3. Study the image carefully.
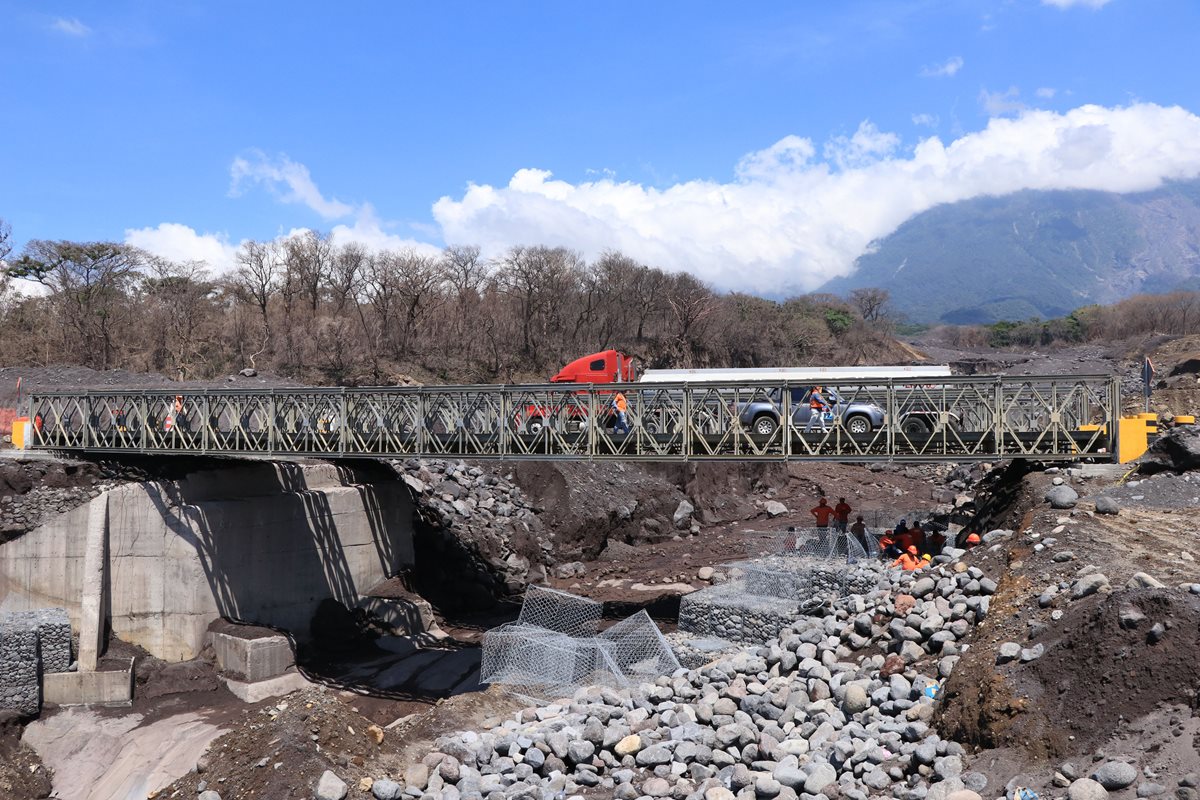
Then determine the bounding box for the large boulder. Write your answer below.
[1067,778,1109,800]
[1045,485,1079,509]
[1091,761,1138,790]
[1138,425,1200,473]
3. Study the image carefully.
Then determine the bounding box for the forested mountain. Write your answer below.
[820,179,1200,324]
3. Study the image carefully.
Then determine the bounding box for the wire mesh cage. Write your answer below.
[481,588,680,700]
[516,585,603,637]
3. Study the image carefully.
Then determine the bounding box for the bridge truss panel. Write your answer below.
[24,374,1119,463]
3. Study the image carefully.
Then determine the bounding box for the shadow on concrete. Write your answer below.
[298,636,484,702]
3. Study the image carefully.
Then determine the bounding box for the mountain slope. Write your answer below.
[820,179,1200,324]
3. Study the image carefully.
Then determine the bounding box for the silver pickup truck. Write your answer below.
[736,387,958,437]
[738,387,885,435]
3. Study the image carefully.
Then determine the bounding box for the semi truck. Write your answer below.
[515,350,956,436]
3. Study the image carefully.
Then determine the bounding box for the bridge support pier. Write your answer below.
[78,493,110,671]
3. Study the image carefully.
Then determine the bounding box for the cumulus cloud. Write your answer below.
[1042,0,1113,8]
[329,205,442,257]
[920,56,963,78]
[432,103,1200,295]
[125,223,240,274]
[1036,87,1057,99]
[911,114,939,128]
[229,150,354,219]
[51,17,91,37]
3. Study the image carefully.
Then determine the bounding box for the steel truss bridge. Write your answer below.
[24,374,1120,463]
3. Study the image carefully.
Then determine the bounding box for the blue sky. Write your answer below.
[4,0,1200,293]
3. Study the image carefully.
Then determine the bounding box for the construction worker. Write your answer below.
[891,544,922,571]
[849,515,870,553]
[805,386,831,432]
[833,497,852,533]
[879,529,898,558]
[921,553,933,566]
[810,497,835,528]
[612,391,630,434]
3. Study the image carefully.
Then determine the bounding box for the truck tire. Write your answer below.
[846,414,872,435]
[526,417,547,435]
[901,416,932,437]
[752,415,778,436]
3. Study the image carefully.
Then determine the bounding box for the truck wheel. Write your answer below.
[526,417,546,435]
[901,417,932,437]
[846,414,872,435]
[752,415,778,436]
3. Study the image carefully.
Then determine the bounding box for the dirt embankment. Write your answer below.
[937,459,1200,772]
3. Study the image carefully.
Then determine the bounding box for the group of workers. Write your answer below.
[806,495,981,572]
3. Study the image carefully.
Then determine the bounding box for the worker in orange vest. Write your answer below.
[805,386,831,432]
[892,545,922,571]
[611,391,630,434]
[879,529,898,558]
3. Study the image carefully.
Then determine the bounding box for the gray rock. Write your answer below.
[764,501,788,517]
[961,772,988,792]
[198,792,222,800]
[316,771,349,800]
[1091,761,1138,790]
[912,577,936,598]
[1020,644,1045,662]
[1046,485,1079,509]
[804,763,837,794]
[404,764,430,791]
[1067,778,1110,800]
[371,779,403,800]
[843,684,870,714]
[996,642,1021,664]
[567,740,595,764]
[636,745,672,767]
[1137,783,1167,797]
[773,766,807,790]
[1149,622,1167,643]
[1119,605,1146,629]
[1094,496,1120,515]
[674,500,695,529]
[1054,551,1076,563]
[641,776,671,797]
[1072,573,1109,599]
[1127,572,1166,589]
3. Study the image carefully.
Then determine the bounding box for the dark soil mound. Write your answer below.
[940,588,1200,760]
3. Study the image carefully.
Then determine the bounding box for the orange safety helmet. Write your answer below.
[966,532,981,544]
[907,545,919,555]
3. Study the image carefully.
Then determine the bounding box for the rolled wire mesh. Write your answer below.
[741,528,881,561]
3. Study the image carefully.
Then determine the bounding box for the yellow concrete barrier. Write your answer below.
[1176,415,1196,425]
[1118,415,1157,464]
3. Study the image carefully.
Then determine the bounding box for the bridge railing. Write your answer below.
[23,374,1119,462]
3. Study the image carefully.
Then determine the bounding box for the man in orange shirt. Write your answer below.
[612,391,630,434]
[833,497,852,533]
[810,497,835,528]
[891,545,922,571]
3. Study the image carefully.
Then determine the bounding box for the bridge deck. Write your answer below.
[23,374,1120,463]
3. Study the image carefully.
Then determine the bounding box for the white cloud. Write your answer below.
[1036,87,1058,99]
[1042,0,1113,8]
[51,17,91,37]
[911,113,939,128]
[125,223,240,274]
[980,86,1026,117]
[920,56,963,78]
[329,204,442,257]
[229,150,354,219]
[432,103,1200,295]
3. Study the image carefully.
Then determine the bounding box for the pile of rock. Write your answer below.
[406,550,1000,800]
[394,459,554,595]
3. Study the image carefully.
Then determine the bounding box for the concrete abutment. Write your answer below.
[0,460,415,662]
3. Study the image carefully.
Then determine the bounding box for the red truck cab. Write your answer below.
[517,350,636,435]
[551,349,637,384]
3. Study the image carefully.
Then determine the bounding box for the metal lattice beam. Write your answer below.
[22,374,1120,462]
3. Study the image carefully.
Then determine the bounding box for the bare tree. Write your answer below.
[142,258,219,379]
[284,229,335,314]
[232,239,280,368]
[850,287,890,323]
